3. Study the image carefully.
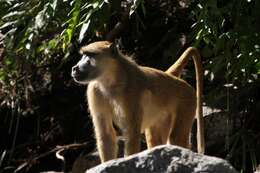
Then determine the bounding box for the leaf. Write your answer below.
[78,20,91,42]
[82,9,94,23]
[50,0,58,10]
[210,55,226,74]
[0,70,6,82]
[92,1,99,9]
[4,57,14,66]
[141,0,146,16]
[256,61,260,74]
[130,0,143,16]
[48,39,58,49]
[66,28,73,43]
[2,11,25,20]
[63,0,81,43]
[0,150,6,167]
[0,21,17,30]
[81,3,93,10]
[33,0,58,30]
[195,29,203,40]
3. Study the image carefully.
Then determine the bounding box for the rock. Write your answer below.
[40,172,63,173]
[72,151,100,173]
[72,136,147,173]
[191,107,231,155]
[86,145,237,173]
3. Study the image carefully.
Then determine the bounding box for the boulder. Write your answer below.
[191,107,230,155]
[86,145,237,173]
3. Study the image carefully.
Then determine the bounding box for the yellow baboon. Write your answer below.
[71,41,204,162]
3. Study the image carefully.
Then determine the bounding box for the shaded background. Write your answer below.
[0,0,259,172]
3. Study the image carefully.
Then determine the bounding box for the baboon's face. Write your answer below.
[71,53,101,84]
[71,41,115,84]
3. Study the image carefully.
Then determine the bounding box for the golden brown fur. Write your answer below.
[71,41,204,163]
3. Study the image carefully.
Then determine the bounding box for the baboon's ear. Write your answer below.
[109,41,119,57]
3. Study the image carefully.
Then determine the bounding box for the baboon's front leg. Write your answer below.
[168,104,195,149]
[145,128,163,149]
[122,105,141,156]
[87,85,117,162]
[124,124,141,156]
[92,115,117,162]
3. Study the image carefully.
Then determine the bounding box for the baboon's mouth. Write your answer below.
[71,72,86,82]
[71,68,99,83]
[73,75,84,82]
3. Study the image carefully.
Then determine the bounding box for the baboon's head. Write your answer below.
[71,41,118,84]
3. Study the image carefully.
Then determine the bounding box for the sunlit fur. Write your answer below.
[71,41,204,163]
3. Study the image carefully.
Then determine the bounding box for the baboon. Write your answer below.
[71,41,204,162]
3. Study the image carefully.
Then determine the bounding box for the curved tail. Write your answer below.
[166,47,205,154]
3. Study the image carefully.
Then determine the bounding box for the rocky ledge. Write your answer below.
[86,145,237,173]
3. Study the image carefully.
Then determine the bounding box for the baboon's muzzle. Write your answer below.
[71,65,89,82]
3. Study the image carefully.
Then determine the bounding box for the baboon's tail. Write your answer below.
[166,47,205,154]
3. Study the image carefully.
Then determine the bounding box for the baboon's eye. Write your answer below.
[80,55,96,67]
[85,52,98,57]
[86,59,91,65]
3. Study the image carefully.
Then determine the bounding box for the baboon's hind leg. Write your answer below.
[168,105,195,149]
[145,127,162,149]
[145,115,172,149]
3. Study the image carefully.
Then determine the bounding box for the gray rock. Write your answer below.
[86,145,237,173]
[40,172,64,173]
[191,107,231,154]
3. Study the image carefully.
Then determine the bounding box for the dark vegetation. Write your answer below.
[0,0,259,172]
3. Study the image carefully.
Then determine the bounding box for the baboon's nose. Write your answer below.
[72,65,80,73]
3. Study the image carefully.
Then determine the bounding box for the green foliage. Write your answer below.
[192,0,259,86]
[0,0,143,113]
[0,1,143,171]
[190,0,260,172]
